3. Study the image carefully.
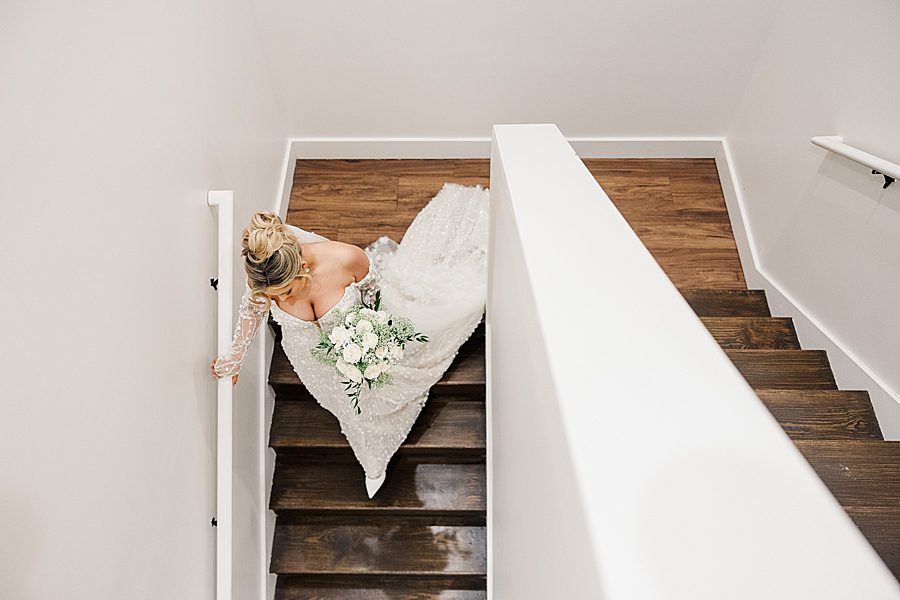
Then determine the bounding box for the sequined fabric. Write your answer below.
[216,183,489,478]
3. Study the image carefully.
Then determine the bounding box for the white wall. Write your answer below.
[488,124,900,600]
[0,1,284,598]
[726,0,900,436]
[250,0,779,137]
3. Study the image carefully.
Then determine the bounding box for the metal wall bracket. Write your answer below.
[872,169,895,189]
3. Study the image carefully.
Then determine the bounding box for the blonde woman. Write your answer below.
[210,183,489,497]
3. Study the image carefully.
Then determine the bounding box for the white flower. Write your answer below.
[337,357,362,383]
[388,343,404,360]
[342,343,362,364]
[336,358,361,383]
[361,332,379,351]
[359,308,377,319]
[344,363,362,383]
[345,312,358,326]
[356,319,373,334]
[328,326,350,346]
[374,311,389,324]
[375,346,388,360]
[364,363,383,380]
[336,358,350,375]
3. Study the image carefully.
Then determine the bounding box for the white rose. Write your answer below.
[356,319,373,334]
[359,308,377,319]
[388,343,404,360]
[328,326,350,346]
[342,343,362,364]
[374,311,389,324]
[364,363,383,380]
[336,358,350,376]
[361,332,379,351]
[344,312,358,326]
[375,346,388,360]
[344,363,362,383]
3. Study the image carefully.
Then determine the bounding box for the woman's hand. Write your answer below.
[210,359,239,385]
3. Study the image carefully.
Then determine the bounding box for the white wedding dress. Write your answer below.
[215,183,489,493]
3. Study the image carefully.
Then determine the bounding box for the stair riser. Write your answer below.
[271,384,486,401]
[273,510,486,524]
[271,448,486,462]
[275,574,487,600]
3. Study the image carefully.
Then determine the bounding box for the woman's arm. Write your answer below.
[210,283,268,380]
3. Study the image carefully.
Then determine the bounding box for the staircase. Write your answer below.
[267,316,487,599]
[682,287,900,578]
[263,157,898,596]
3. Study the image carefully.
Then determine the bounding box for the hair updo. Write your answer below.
[241,211,308,309]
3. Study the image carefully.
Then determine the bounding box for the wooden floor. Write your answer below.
[288,159,490,246]
[288,158,743,289]
[274,157,899,595]
[583,159,745,289]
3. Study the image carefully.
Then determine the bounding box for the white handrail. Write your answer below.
[208,190,233,600]
[811,135,898,188]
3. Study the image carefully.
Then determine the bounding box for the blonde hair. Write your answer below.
[241,211,310,309]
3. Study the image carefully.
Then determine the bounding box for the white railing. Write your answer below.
[208,190,233,600]
[486,124,900,599]
[811,135,898,188]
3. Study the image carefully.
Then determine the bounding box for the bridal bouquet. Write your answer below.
[311,291,429,415]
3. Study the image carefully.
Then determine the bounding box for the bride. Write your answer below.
[210,183,489,497]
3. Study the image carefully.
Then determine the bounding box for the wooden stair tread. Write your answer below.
[755,390,882,440]
[440,333,486,387]
[700,316,800,349]
[794,440,900,578]
[843,506,900,579]
[794,440,900,508]
[271,522,487,576]
[681,288,770,317]
[269,336,485,391]
[271,398,485,453]
[271,458,486,515]
[274,576,485,600]
[725,349,837,390]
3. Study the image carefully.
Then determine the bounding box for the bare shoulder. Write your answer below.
[323,241,369,281]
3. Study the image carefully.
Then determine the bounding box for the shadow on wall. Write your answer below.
[0,491,37,599]
[813,153,900,215]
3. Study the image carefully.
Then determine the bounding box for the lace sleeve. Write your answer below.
[212,284,269,378]
[357,246,383,309]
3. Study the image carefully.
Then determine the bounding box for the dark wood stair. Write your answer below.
[270,158,897,592]
[686,288,898,579]
[726,349,837,390]
[270,323,486,399]
[699,316,799,349]
[268,319,487,599]
[271,520,487,576]
[270,398,486,458]
[272,576,487,600]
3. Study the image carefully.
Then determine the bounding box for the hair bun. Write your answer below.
[241,210,291,264]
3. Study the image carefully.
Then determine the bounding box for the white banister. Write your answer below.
[208,190,233,600]
[811,135,898,188]
[487,124,900,599]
